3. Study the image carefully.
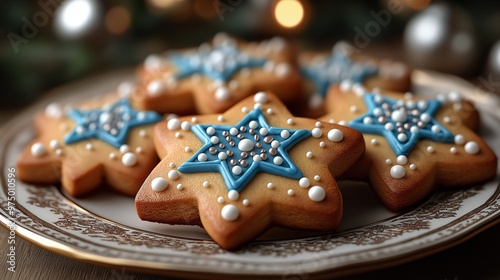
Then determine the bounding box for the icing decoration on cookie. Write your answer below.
[349,94,454,156]
[300,44,378,98]
[65,99,162,148]
[169,44,266,83]
[178,109,311,192]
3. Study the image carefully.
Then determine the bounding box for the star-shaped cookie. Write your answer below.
[135,92,365,249]
[17,95,162,197]
[322,86,497,211]
[131,33,303,115]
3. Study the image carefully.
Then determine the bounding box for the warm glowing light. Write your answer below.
[105,6,131,35]
[55,0,98,37]
[405,0,431,10]
[148,0,181,9]
[274,0,304,28]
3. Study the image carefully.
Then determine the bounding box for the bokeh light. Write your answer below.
[105,6,131,35]
[274,0,304,28]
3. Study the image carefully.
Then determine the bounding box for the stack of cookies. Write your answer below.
[17,33,497,250]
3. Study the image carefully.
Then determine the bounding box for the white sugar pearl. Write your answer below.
[409,164,416,170]
[168,170,179,180]
[280,130,290,139]
[267,108,274,115]
[396,155,408,165]
[242,199,250,206]
[385,123,394,131]
[390,165,406,179]
[464,141,480,154]
[146,80,164,96]
[315,121,322,127]
[238,139,255,152]
[122,152,137,167]
[319,141,326,148]
[191,117,198,123]
[169,162,176,168]
[308,186,326,202]
[85,143,93,151]
[45,103,63,119]
[206,127,215,135]
[427,146,435,153]
[350,105,358,113]
[259,128,268,136]
[120,144,130,153]
[306,151,313,158]
[139,130,147,137]
[175,132,182,138]
[241,107,249,113]
[49,139,60,150]
[176,184,184,190]
[385,159,392,165]
[249,120,258,129]
[232,166,242,175]
[410,126,419,134]
[210,136,220,144]
[197,153,208,162]
[391,110,408,122]
[229,127,238,135]
[271,140,280,149]
[373,107,383,117]
[273,156,283,165]
[203,181,210,188]
[287,118,294,125]
[31,142,46,157]
[397,133,408,142]
[363,117,373,124]
[454,134,465,145]
[215,87,230,101]
[371,139,378,145]
[431,125,441,133]
[181,121,191,131]
[417,100,428,110]
[314,175,321,181]
[274,63,291,77]
[151,177,167,192]
[228,190,240,201]
[450,147,458,154]
[254,92,269,103]
[311,128,323,138]
[218,152,227,160]
[420,113,431,123]
[253,155,262,162]
[287,189,295,196]
[109,152,117,160]
[167,118,181,130]
[327,129,343,142]
[221,204,239,221]
[299,177,310,188]
[217,197,224,204]
[185,146,192,152]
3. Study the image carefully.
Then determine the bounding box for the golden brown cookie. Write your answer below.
[131,33,302,115]
[298,41,412,117]
[16,95,162,197]
[321,86,497,211]
[135,92,365,249]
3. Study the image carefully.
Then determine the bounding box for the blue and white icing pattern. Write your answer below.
[349,93,454,156]
[65,99,162,148]
[178,109,311,192]
[169,44,267,83]
[301,45,378,98]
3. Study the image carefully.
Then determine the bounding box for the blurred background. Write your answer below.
[1,0,500,108]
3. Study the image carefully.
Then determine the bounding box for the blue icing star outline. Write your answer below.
[169,44,267,82]
[178,109,311,192]
[300,48,378,97]
[65,99,162,148]
[349,93,455,156]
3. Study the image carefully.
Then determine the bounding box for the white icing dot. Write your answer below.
[319,141,326,148]
[314,175,321,181]
[327,129,344,142]
[185,146,192,152]
[151,177,168,192]
[203,181,210,188]
[373,107,383,117]
[122,152,137,167]
[273,156,283,165]
[85,143,93,151]
[215,87,230,101]
[175,132,182,138]
[217,197,225,204]
[385,123,395,131]
[221,204,239,221]
[191,117,199,123]
[267,108,274,115]
[241,107,249,113]
[169,162,176,168]
[242,199,250,206]
[135,147,143,154]
[238,139,255,152]
[410,126,420,134]
[391,110,408,122]
[287,118,294,125]
[409,164,417,170]
[228,190,239,201]
[31,142,46,157]
[167,118,181,130]
[299,177,310,188]
[420,113,431,123]
[271,140,280,149]
[454,134,465,145]
[181,121,191,131]
[206,127,216,135]
[287,189,295,196]
[168,170,179,180]
[232,166,242,175]
[217,115,225,122]
[363,117,373,124]
[197,153,208,162]
[390,165,406,179]
[254,92,269,103]
[450,147,458,154]
[431,125,441,133]
[308,186,326,202]
[311,128,323,138]
[427,146,435,153]
[259,128,268,136]
[176,184,184,190]
[371,138,378,145]
[396,155,408,165]
[385,159,392,165]
[464,141,480,154]
[147,80,164,96]
[397,133,408,142]
[119,144,130,153]
[109,152,117,159]
[249,120,258,129]
[280,130,290,139]
[218,152,227,160]
[315,121,322,128]
[210,136,220,144]
[306,151,313,158]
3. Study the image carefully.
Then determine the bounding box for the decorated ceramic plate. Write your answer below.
[0,69,499,279]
